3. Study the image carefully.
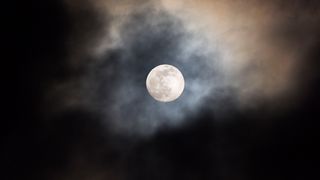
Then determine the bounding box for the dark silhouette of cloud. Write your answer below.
[7,0,320,179]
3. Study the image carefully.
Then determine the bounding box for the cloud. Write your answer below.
[19,0,320,180]
[43,0,320,136]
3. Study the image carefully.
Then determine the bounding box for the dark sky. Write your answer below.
[6,0,320,179]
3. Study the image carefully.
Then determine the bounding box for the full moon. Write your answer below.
[146,64,185,102]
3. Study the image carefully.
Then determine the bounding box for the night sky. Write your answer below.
[6,0,320,179]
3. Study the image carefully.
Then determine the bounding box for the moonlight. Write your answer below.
[146,64,185,102]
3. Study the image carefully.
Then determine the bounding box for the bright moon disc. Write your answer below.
[146,64,185,102]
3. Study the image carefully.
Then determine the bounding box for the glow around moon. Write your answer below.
[146,64,185,102]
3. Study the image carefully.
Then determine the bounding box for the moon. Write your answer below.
[146,64,185,102]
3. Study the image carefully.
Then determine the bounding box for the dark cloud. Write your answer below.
[45,4,223,136]
[7,0,320,179]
